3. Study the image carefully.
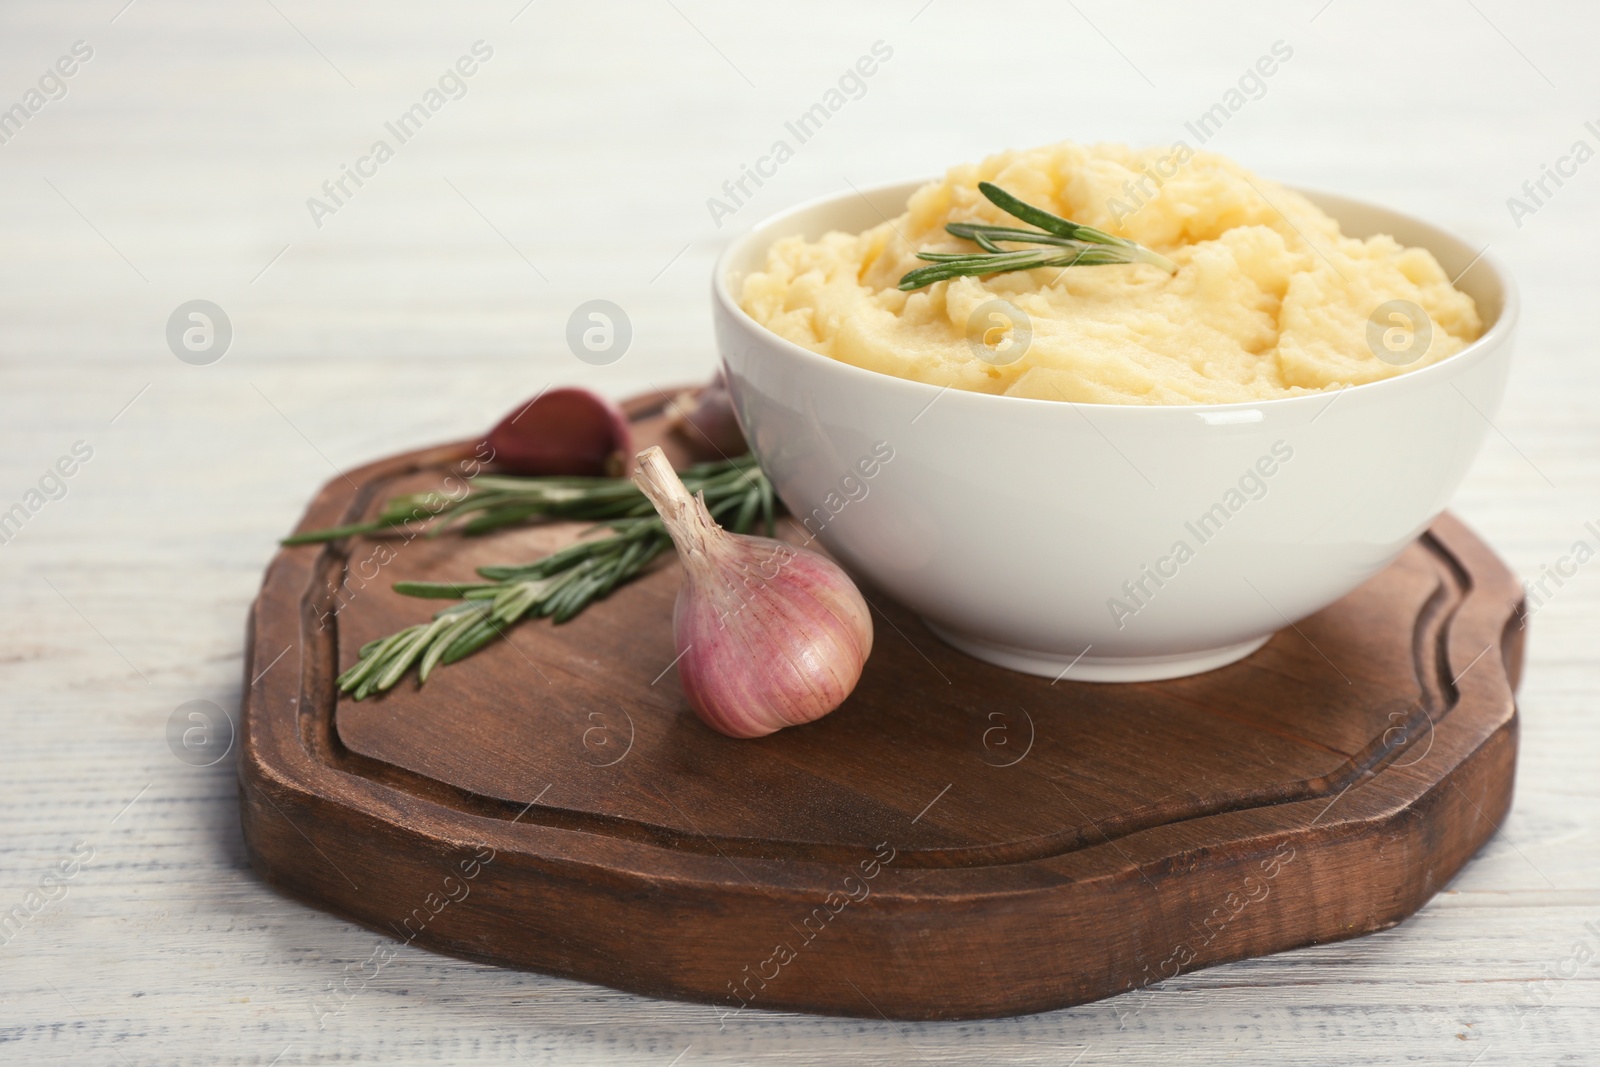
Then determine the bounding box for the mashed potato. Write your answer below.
[739,142,1482,404]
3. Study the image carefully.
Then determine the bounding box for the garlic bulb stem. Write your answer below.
[633,446,721,561]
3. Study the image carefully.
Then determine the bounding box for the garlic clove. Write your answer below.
[485,387,634,477]
[633,446,873,739]
[666,373,748,461]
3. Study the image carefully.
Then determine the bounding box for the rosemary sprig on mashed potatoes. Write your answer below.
[740,142,1482,405]
[898,181,1177,290]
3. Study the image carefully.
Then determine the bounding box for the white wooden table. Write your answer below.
[3,0,1596,1062]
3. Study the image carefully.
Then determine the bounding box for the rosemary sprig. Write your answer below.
[320,455,774,699]
[284,454,764,545]
[898,181,1178,291]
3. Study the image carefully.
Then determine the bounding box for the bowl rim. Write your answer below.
[710,176,1520,415]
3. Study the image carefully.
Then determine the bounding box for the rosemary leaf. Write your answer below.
[973,181,1119,245]
[391,580,495,598]
[441,613,501,665]
[419,611,481,683]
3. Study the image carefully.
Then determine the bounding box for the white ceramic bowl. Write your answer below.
[712,180,1517,682]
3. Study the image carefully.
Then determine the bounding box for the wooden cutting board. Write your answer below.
[239,391,1525,1021]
